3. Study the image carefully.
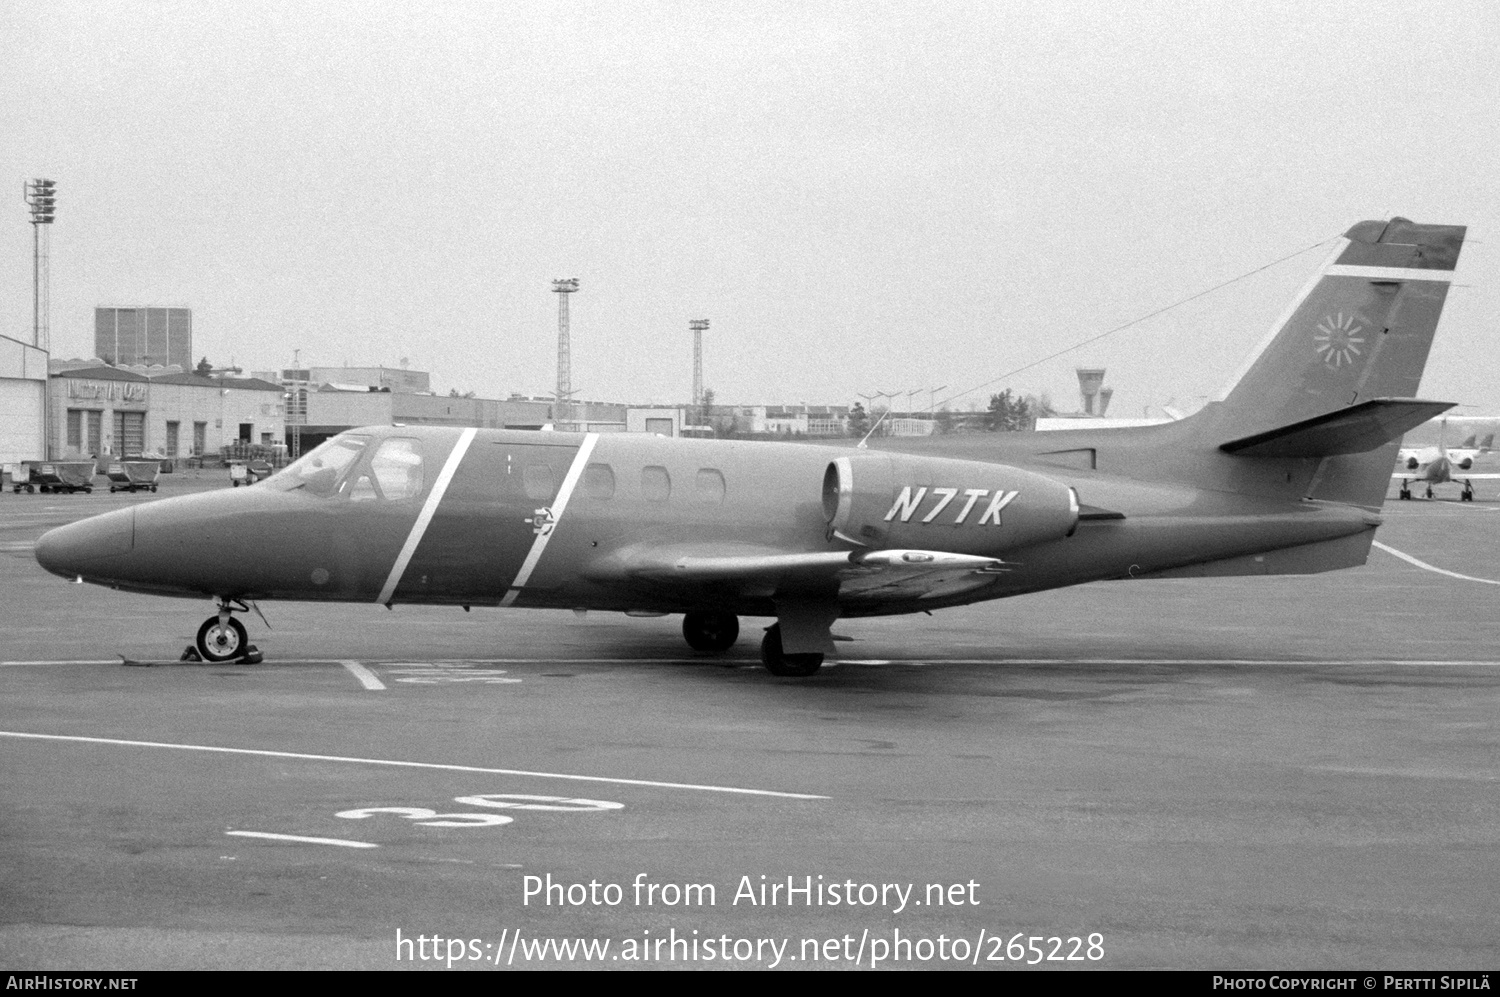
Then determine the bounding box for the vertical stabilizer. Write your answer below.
[1207,218,1465,508]
[1216,218,1465,441]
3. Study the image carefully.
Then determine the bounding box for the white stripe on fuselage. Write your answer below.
[1324,264,1455,283]
[377,427,478,606]
[500,433,599,608]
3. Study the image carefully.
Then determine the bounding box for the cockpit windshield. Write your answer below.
[260,434,372,497]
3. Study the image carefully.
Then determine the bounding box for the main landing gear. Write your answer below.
[760,623,824,678]
[679,612,824,676]
[192,599,261,663]
[682,610,739,653]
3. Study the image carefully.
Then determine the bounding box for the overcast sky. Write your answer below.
[4,1,1497,417]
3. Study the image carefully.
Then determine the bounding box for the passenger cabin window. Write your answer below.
[641,465,671,502]
[695,468,725,504]
[582,463,615,499]
[523,463,555,501]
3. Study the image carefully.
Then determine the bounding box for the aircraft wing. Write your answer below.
[584,543,1007,602]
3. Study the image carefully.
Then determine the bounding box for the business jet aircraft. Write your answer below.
[35,217,1465,675]
[1394,427,1499,501]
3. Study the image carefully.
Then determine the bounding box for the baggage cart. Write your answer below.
[105,460,161,493]
[25,460,96,494]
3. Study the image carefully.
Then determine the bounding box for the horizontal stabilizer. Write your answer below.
[1219,398,1455,458]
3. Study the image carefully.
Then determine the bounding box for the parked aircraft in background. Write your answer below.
[1394,444,1498,501]
[35,217,1468,675]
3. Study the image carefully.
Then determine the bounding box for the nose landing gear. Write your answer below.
[191,599,263,663]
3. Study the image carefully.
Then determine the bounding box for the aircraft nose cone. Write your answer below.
[34,508,135,578]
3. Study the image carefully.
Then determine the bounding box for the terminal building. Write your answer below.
[46,364,284,461]
[252,366,633,453]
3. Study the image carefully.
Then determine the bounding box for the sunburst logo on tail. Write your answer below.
[1314,312,1366,368]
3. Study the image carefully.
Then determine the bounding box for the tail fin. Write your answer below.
[1216,217,1465,437]
[1206,218,1466,507]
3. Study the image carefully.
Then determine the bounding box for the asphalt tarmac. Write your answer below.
[1,470,1497,970]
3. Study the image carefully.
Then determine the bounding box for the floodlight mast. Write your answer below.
[23,179,55,459]
[552,278,579,430]
[690,319,709,428]
[23,179,55,353]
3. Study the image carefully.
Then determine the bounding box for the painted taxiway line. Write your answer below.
[226,830,379,849]
[843,658,1500,667]
[0,730,830,800]
[340,660,386,690]
[1373,540,1500,586]
[5,655,1500,669]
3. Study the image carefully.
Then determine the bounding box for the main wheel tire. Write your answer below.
[683,610,739,653]
[196,616,249,663]
[760,623,823,677]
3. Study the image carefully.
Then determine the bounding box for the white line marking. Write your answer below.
[377,427,478,606]
[6,656,1500,668]
[1372,540,1500,586]
[845,658,1500,667]
[226,830,379,848]
[501,433,599,607]
[340,660,386,690]
[1,660,119,666]
[0,730,829,799]
[1310,765,1497,783]
[1325,264,1455,283]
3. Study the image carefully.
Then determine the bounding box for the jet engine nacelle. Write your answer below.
[1405,455,1420,470]
[823,453,1078,556]
[1455,455,1474,471]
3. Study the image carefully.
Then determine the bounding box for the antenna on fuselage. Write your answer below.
[857,408,891,450]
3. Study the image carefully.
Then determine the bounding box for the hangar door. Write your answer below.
[112,411,145,456]
[0,378,44,464]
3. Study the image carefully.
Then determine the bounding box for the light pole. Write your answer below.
[552,279,579,430]
[927,385,947,414]
[24,179,56,458]
[289,348,304,460]
[690,319,709,430]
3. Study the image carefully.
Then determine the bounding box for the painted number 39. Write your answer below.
[336,794,624,828]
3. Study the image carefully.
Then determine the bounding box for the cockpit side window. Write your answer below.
[263,434,371,497]
[369,438,425,501]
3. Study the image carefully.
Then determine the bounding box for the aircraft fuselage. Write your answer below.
[36,425,1379,620]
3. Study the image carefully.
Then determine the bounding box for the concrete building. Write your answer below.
[95,307,193,371]
[307,366,430,394]
[48,366,284,460]
[725,404,850,436]
[249,361,636,450]
[0,333,49,464]
[626,408,683,436]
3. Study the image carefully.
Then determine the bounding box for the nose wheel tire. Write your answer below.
[760,623,824,677]
[682,610,740,653]
[196,616,248,663]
